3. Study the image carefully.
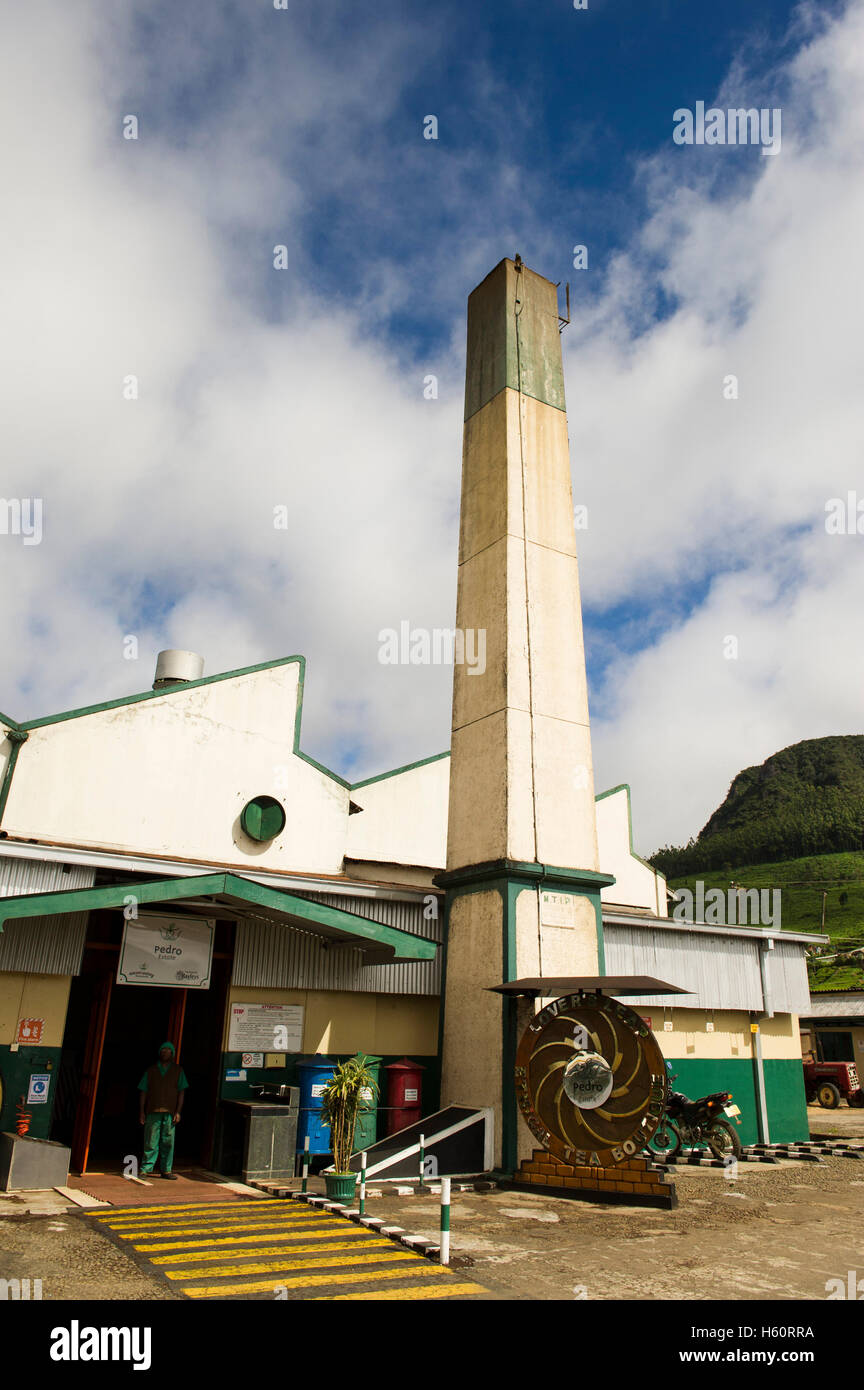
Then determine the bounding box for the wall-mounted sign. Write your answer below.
[539,891,579,929]
[16,1018,44,1045]
[241,1053,264,1069]
[27,1074,50,1104]
[117,914,214,989]
[228,1003,304,1053]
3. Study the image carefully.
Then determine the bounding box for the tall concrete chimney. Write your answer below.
[439,258,614,1169]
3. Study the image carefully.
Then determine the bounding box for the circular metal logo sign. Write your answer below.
[515,993,668,1166]
[562,1051,614,1109]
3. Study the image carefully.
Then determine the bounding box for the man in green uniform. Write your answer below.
[138,1041,188,1179]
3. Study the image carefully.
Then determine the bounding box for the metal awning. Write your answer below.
[487,975,689,998]
[0,871,437,965]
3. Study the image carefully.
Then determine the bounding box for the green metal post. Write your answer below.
[439,1177,450,1265]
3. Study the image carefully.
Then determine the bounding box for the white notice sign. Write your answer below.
[117,914,214,989]
[540,891,579,929]
[228,1003,304,1053]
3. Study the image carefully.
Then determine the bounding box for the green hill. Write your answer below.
[650,735,864,878]
[665,852,864,990]
[647,736,864,990]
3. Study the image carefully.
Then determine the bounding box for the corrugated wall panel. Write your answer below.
[604,924,766,1010]
[765,940,811,1016]
[0,856,94,897]
[232,891,442,995]
[0,855,94,975]
[0,913,90,975]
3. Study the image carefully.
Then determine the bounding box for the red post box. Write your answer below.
[384,1057,425,1136]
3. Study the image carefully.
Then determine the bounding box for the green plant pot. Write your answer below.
[324,1172,358,1202]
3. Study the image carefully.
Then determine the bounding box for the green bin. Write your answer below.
[351,1053,382,1153]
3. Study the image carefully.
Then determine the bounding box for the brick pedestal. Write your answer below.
[508,1149,677,1209]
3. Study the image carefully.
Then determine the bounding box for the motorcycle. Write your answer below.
[652,1080,742,1160]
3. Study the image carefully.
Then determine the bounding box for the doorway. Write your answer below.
[818,1030,854,1062]
[52,910,233,1174]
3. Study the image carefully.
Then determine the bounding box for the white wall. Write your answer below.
[347,756,449,869]
[596,786,666,913]
[3,661,349,874]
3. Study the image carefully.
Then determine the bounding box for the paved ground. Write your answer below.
[3,1113,863,1303]
[364,1156,864,1301]
[806,1103,864,1138]
[67,1170,258,1207]
[0,1206,175,1300]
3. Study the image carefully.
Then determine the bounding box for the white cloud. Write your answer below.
[575,2,864,850]
[2,0,862,863]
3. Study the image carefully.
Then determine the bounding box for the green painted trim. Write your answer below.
[0,871,436,959]
[18,655,305,730]
[9,654,350,791]
[501,880,520,1172]
[437,859,615,892]
[595,782,668,885]
[442,871,607,1172]
[464,260,567,421]
[593,894,606,974]
[0,712,22,731]
[0,730,28,829]
[351,751,450,790]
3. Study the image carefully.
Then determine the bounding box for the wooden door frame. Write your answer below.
[70,971,112,1174]
[167,990,187,1060]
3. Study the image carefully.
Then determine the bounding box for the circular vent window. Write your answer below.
[240,795,286,842]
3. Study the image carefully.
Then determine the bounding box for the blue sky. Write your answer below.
[1,0,862,851]
[115,0,820,362]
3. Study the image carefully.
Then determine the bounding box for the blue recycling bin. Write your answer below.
[296,1057,336,1154]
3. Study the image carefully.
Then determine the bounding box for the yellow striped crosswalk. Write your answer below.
[90,1198,489,1301]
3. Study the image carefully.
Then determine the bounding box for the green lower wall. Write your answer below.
[763,1059,810,1142]
[664,1057,809,1145]
[0,1045,62,1141]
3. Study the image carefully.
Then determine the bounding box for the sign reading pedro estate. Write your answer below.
[117,913,215,989]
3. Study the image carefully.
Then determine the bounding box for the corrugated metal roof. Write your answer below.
[803,992,864,1020]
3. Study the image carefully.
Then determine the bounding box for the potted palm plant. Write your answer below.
[319,1055,379,1201]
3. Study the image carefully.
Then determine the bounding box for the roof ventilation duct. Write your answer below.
[152,650,204,690]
